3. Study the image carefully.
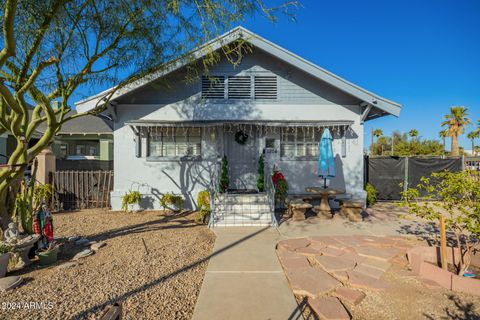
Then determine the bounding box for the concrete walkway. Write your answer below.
[192,227,301,320]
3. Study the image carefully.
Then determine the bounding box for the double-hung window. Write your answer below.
[281,129,320,158]
[149,128,201,158]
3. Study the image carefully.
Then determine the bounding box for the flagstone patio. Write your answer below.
[276,235,419,319]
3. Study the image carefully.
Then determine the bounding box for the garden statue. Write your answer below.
[4,223,19,244]
[4,222,41,269]
[33,204,54,249]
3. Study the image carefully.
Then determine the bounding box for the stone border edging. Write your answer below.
[407,246,480,296]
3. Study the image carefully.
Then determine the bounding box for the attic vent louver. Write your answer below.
[202,76,225,99]
[228,76,251,99]
[254,76,277,100]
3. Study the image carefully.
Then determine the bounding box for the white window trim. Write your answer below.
[147,127,202,160]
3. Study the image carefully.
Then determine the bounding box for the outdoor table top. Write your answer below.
[305,187,346,195]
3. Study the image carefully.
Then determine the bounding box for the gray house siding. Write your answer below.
[111,49,366,210]
[117,48,361,106]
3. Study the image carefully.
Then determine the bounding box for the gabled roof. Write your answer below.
[75,26,401,118]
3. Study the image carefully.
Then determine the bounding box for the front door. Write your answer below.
[225,129,258,190]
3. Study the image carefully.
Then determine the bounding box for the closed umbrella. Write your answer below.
[318,128,335,188]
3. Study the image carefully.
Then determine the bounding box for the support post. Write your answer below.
[35,146,56,185]
[439,215,448,270]
[404,157,409,193]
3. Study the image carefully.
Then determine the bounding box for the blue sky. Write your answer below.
[242,0,480,150]
[75,1,479,150]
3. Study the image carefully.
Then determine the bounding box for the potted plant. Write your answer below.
[121,190,142,212]
[196,190,211,223]
[160,193,184,212]
[272,169,288,208]
[37,242,59,266]
[0,243,12,277]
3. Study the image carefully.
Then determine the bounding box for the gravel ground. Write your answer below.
[0,209,215,320]
[351,262,480,320]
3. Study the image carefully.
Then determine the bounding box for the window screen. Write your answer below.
[281,129,320,158]
[149,128,201,157]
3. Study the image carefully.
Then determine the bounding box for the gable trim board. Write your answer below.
[75,26,401,119]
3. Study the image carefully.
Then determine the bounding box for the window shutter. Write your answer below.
[202,76,225,99]
[228,76,251,99]
[254,76,277,100]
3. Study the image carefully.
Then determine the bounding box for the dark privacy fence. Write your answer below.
[56,159,113,171]
[49,170,114,211]
[365,156,463,200]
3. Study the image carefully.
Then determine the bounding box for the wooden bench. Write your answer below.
[339,200,365,222]
[287,199,313,221]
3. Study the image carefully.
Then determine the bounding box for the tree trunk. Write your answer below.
[472,139,475,156]
[451,134,459,156]
[0,187,10,230]
[442,138,446,154]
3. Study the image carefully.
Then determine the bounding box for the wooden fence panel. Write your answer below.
[50,170,114,211]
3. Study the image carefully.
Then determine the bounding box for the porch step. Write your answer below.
[212,193,274,227]
[214,212,273,227]
[217,193,269,205]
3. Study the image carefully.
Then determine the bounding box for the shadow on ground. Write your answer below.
[70,226,301,319]
[424,295,480,320]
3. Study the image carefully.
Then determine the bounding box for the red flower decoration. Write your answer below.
[272,171,285,185]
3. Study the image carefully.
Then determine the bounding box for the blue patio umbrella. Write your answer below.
[318,128,335,188]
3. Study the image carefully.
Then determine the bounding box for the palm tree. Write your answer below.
[441,106,471,156]
[467,130,479,156]
[371,128,383,156]
[408,129,419,142]
[475,145,480,156]
[439,129,448,154]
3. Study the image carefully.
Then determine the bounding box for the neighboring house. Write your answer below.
[40,111,114,162]
[75,27,401,217]
[0,111,113,167]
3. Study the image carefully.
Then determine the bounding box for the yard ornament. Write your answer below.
[33,205,54,249]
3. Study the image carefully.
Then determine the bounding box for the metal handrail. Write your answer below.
[264,163,277,227]
[208,160,220,228]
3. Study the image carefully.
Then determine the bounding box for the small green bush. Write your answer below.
[121,190,141,212]
[160,193,184,211]
[0,243,12,255]
[365,183,377,206]
[257,155,265,192]
[196,190,211,223]
[219,155,229,193]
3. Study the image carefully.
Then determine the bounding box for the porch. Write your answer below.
[116,120,362,226]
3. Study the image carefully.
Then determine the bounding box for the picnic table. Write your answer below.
[305,187,345,217]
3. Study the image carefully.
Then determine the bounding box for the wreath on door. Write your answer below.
[234,130,249,145]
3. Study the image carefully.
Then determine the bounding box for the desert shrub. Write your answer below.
[365,183,377,206]
[196,190,211,223]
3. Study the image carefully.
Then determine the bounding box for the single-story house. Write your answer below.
[75,27,401,225]
[0,109,113,169]
[47,111,113,163]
